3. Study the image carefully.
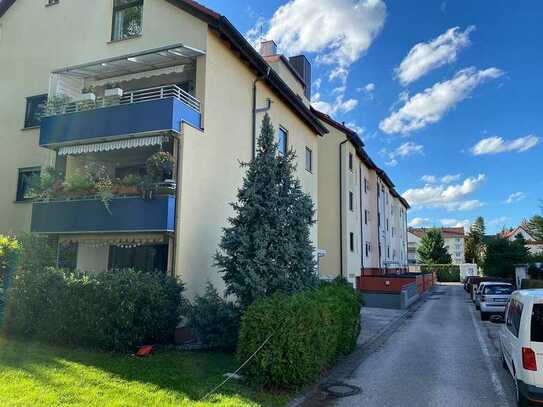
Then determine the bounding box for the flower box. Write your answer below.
[76,93,96,102]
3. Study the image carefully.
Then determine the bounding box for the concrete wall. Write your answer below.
[175,31,320,297]
[0,0,208,234]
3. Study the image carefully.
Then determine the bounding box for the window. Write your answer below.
[24,94,47,128]
[365,242,371,257]
[112,0,143,41]
[349,233,354,252]
[349,191,354,211]
[386,219,389,231]
[531,304,543,342]
[46,0,60,6]
[348,153,353,171]
[364,210,369,225]
[58,242,77,270]
[305,147,313,172]
[506,299,523,337]
[277,127,288,155]
[364,178,368,193]
[109,244,168,273]
[16,167,40,202]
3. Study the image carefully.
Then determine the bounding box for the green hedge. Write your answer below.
[521,279,543,289]
[421,264,460,282]
[237,279,361,389]
[3,268,184,351]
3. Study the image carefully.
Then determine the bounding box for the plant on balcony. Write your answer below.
[114,174,142,195]
[96,178,114,214]
[28,167,63,201]
[62,169,95,196]
[43,95,72,116]
[146,151,175,182]
[104,82,123,98]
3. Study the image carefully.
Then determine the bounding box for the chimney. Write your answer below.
[289,55,312,100]
[259,40,278,57]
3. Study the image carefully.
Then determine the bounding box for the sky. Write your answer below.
[199,0,542,234]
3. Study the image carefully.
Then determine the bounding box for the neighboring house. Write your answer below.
[501,226,543,255]
[408,227,466,265]
[0,0,328,297]
[314,109,409,287]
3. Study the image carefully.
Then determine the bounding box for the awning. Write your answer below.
[58,135,167,156]
[60,233,167,248]
[52,43,205,81]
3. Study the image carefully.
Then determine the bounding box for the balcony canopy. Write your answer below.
[52,43,205,81]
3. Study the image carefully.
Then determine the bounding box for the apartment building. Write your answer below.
[501,225,543,255]
[0,0,327,297]
[408,227,466,265]
[314,110,410,287]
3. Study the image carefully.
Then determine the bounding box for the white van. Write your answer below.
[500,289,543,406]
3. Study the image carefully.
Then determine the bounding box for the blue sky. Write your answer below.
[200,0,542,233]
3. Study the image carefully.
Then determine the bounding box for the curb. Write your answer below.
[286,288,434,407]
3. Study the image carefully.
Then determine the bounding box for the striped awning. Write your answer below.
[58,135,167,156]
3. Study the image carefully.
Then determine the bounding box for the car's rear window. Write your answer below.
[484,285,513,295]
[531,304,543,342]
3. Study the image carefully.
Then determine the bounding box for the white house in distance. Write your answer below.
[501,225,543,255]
[408,227,466,265]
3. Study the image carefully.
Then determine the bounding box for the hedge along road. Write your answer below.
[329,284,516,407]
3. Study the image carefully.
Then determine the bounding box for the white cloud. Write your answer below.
[311,93,359,115]
[258,0,386,73]
[441,174,461,183]
[365,83,376,92]
[402,174,485,211]
[382,142,424,166]
[380,67,503,134]
[395,26,475,86]
[345,121,365,135]
[409,217,431,227]
[440,218,471,230]
[505,192,526,204]
[471,135,540,155]
[421,175,437,184]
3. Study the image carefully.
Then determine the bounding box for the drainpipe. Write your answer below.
[339,138,348,278]
[377,181,381,275]
[359,163,365,276]
[252,67,271,160]
[171,134,181,278]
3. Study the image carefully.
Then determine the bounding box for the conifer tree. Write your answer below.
[215,114,317,308]
[417,229,452,265]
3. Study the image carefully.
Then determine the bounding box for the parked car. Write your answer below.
[500,290,543,406]
[478,282,514,320]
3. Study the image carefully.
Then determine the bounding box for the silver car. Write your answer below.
[479,282,514,320]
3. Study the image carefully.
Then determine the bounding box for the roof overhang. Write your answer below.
[52,43,205,81]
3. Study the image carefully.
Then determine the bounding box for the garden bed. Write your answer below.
[0,336,290,407]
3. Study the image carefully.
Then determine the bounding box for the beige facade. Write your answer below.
[408,227,466,265]
[315,111,409,286]
[0,0,324,297]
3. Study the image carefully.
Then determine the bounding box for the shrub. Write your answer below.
[422,264,460,282]
[186,283,240,351]
[17,233,57,272]
[237,279,361,389]
[3,268,185,351]
[0,235,21,284]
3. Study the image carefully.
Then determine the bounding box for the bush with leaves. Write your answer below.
[186,283,240,351]
[237,279,361,389]
[3,268,185,351]
[17,233,57,272]
[421,264,460,282]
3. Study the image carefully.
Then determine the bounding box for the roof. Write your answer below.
[263,54,307,89]
[1,0,327,136]
[409,227,465,239]
[311,107,410,210]
[501,225,534,240]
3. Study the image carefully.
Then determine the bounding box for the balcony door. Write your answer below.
[108,244,168,273]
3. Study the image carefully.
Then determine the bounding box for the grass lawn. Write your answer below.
[0,336,291,407]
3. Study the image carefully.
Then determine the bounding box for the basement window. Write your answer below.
[112,0,143,41]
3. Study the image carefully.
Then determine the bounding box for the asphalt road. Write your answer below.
[331,284,516,407]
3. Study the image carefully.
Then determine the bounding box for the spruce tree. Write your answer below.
[417,229,452,264]
[465,216,486,265]
[215,113,317,308]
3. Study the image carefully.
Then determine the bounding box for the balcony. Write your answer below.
[40,84,201,148]
[31,195,175,234]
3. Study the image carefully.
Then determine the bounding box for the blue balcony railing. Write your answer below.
[39,85,201,148]
[31,195,175,234]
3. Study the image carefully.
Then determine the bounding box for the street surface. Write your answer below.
[332,284,516,407]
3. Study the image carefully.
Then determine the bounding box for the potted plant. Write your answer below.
[146,151,175,182]
[79,85,96,102]
[114,174,141,196]
[104,82,123,98]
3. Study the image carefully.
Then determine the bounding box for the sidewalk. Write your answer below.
[358,307,407,346]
